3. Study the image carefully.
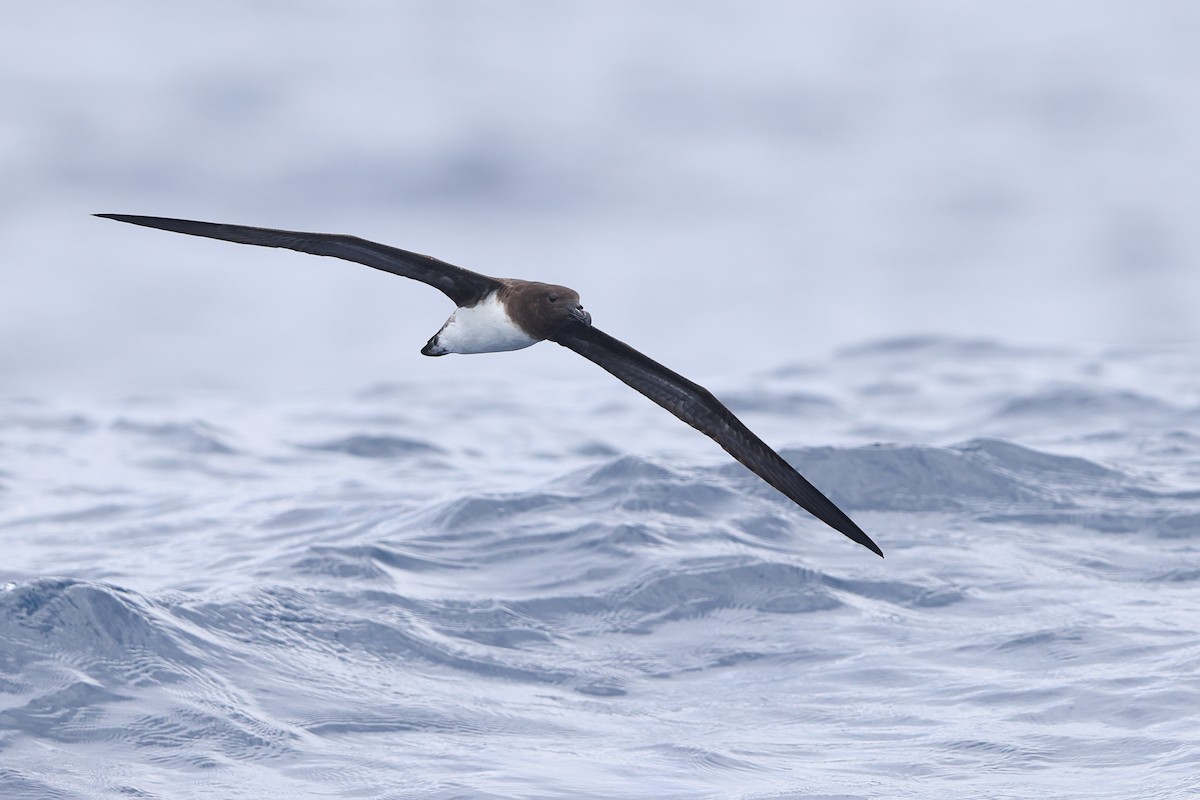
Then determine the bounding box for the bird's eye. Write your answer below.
[548,294,558,302]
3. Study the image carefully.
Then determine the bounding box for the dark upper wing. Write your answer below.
[95,214,502,307]
[551,321,883,557]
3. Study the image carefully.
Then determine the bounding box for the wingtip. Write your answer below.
[846,524,885,558]
[852,533,884,558]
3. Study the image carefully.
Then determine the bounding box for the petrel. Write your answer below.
[96,214,883,557]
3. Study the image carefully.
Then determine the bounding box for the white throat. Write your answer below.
[423,292,538,356]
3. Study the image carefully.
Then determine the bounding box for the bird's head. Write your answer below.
[507,280,591,338]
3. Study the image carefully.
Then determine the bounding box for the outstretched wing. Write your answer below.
[551,321,883,556]
[95,214,502,307]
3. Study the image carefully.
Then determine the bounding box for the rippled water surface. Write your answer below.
[4,2,1200,796]
[3,339,1198,798]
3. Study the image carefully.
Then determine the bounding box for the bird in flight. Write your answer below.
[97,214,883,557]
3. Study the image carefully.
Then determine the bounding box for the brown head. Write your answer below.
[501,279,591,339]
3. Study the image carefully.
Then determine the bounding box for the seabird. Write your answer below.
[96,214,883,557]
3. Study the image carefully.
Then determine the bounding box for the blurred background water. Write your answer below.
[2,2,1199,798]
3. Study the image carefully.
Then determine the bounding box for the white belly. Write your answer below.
[427,293,538,355]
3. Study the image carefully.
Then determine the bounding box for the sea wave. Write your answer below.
[3,339,1199,798]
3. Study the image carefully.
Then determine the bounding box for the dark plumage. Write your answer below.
[97,214,883,557]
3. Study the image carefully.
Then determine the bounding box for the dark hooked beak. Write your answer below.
[569,305,592,326]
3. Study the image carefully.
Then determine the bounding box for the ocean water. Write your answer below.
[4,2,1200,797]
[5,1,1200,396]
[3,338,1198,798]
